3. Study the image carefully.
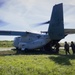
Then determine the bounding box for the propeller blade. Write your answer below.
[37,21,50,25]
[0,20,8,27]
[32,21,50,27]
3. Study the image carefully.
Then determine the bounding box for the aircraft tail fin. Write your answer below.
[48,3,64,40]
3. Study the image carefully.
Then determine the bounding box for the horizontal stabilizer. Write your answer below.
[64,29,75,35]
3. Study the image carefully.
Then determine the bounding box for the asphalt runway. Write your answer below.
[0,47,15,51]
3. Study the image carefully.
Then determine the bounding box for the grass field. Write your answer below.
[0,41,75,75]
[0,41,13,47]
[0,55,75,75]
[0,49,75,75]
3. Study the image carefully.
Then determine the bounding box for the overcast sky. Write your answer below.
[0,0,75,42]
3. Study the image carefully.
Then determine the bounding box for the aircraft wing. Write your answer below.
[64,29,75,35]
[0,29,75,36]
[0,30,30,36]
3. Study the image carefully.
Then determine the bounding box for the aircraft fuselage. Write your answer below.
[13,33,50,50]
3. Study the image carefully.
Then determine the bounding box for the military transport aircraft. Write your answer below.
[0,3,75,52]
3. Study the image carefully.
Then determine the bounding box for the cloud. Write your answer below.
[0,0,6,7]
[0,20,8,27]
[0,0,75,41]
[0,0,37,27]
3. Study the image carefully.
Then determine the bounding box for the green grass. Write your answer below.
[0,41,75,75]
[0,41,13,47]
[0,54,75,75]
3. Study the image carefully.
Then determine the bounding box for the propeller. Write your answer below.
[36,21,50,25]
[32,20,50,27]
[0,20,8,27]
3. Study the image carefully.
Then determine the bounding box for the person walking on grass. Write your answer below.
[55,42,60,54]
[70,41,75,54]
[64,41,70,55]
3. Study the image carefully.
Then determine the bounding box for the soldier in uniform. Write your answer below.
[70,41,75,54]
[55,42,60,54]
[64,41,70,55]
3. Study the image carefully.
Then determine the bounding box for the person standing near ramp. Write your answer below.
[70,41,75,54]
[64,41,70,55]
[55,42,60,54]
